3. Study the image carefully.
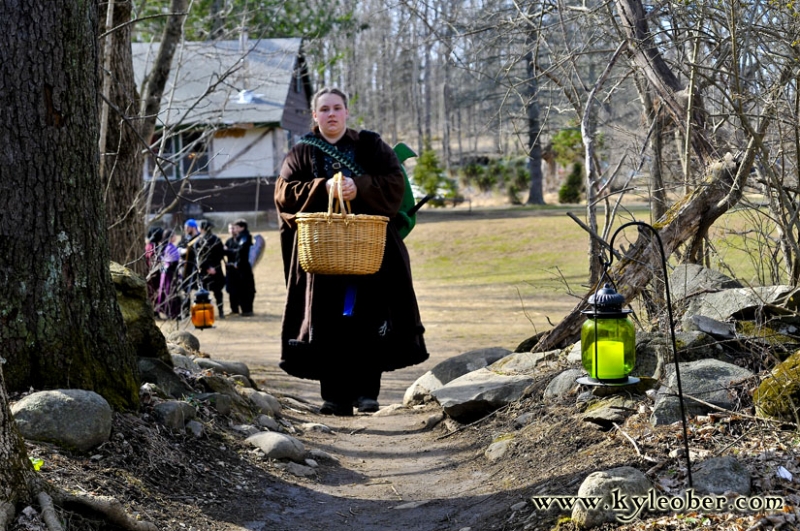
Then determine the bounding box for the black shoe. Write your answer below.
[354,397,380,413]
[241,311,254,317]
[319,401,353,416]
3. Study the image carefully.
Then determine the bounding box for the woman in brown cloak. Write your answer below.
[274,87,428,416]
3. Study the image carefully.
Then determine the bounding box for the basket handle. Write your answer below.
[327,172,352,216]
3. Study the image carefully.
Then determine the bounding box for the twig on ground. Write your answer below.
[613,422,658,463]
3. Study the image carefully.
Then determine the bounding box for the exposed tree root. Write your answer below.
[1,488,157,531]
[0,501,14,531]
[60,492,158,531]
[37,492,63,531]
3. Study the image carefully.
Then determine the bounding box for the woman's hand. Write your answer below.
[326,175,358,201]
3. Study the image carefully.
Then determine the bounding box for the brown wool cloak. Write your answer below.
[274,128,428,380]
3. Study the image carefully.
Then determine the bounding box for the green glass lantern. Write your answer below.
[578,283,638,386]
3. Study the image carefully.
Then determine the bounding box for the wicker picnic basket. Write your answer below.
[296,173,389,275]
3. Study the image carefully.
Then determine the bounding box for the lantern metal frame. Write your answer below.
[579,221,693,487]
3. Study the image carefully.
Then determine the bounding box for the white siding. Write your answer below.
[211,128,275,178]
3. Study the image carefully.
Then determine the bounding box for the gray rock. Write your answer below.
[168,344,192,359]
[196,375,253,416]
[308,448,338,463]
[488,350,559,373]
[682,315,736,339]
[571,466,651,528]
[12,389,112,452]
[195,358,251,378]
[138,358,193,399]
[231,424,260,437]
[246,432,306,462]
[432,368,534,422]
[566,343,582,364]
[582,395,638,429]
[194,392,232,416]
[652,359,754,425]
[229,374,253,388]
[686,285,799,322]
[186,420,204,437]
[171,353,200,371]
[282,462,316,477]
[693,456,751,495]
[257,415,280,431]
[485,439,513,462]
[404,347,512,405]
[167,330,201,352]
[544,369,584,400]
[669,264,742,303]
[238,387,281,416]
[634,331,730,381]
[153,400,197,430]
[300,422,332,434]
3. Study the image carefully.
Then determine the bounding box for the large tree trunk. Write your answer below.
[99,0,146,275]
[0,0,138,409]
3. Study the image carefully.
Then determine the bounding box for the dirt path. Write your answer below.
[158,211,578,530]
[241,407,517,531]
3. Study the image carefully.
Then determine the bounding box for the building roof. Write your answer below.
[132,38,304,128]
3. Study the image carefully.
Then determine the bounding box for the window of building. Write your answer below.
[146,131,210,180]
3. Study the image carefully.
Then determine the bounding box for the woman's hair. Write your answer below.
[311,87,348,111]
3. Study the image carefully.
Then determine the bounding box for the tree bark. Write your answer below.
[0,0,139,409]
[524,48,545,205]
[614,0,715,163]
[99,0,146,275]
[0,364,37,513]
[140,0,188,220]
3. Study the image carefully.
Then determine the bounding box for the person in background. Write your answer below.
[225,219,256,316]
[224,223,240,315]
[156,229,181,319]
[145,227,164,308]
[274,86,428,416]
[178,219,201,319]
[197,219,226,318]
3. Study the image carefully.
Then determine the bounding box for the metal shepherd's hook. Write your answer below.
[604,221,693,488]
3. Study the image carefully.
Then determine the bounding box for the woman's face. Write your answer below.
[313,93,348,142]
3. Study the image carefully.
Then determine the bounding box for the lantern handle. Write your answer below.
[600,221,692,488]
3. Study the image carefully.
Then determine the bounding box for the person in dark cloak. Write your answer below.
[196,219,227,318]
[274,87,428,416]
[225,219,256,316]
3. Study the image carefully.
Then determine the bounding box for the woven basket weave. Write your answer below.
[296,174,388,275]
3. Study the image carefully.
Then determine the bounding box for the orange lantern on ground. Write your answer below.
[191,289,215,329]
